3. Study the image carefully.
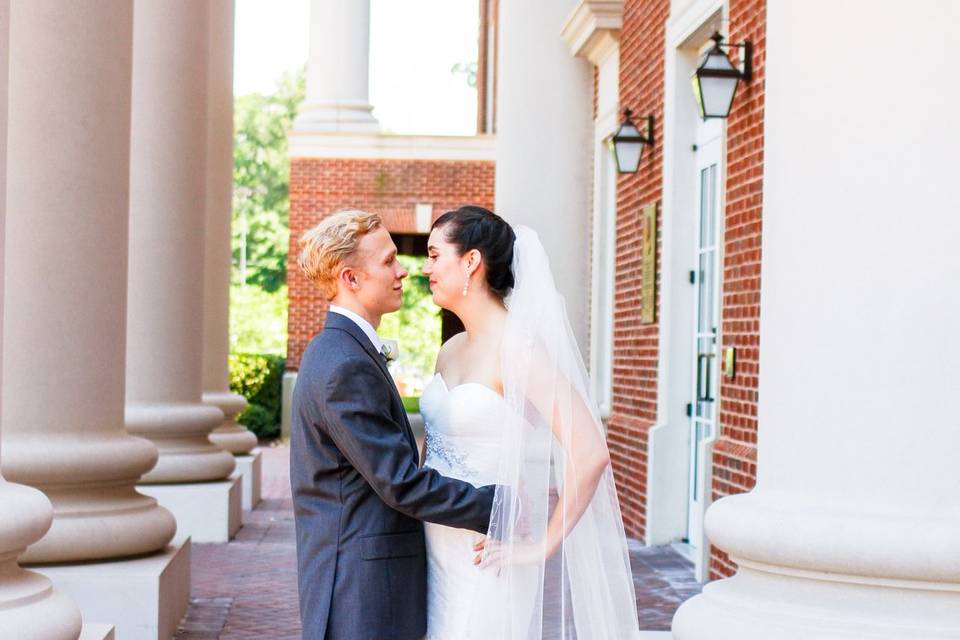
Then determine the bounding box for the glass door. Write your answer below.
[687,130,721,548]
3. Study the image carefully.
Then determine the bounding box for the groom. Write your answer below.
[291,209,495,640]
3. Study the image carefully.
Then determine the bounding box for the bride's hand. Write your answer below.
[473,538,544,569]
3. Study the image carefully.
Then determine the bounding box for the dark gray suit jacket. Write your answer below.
[291,312,494,640]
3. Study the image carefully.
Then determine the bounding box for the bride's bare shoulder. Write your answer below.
[435,332,467,373]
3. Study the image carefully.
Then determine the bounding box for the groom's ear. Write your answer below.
[337,266,360,291]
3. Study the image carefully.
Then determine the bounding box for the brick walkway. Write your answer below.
[175,444,699,639]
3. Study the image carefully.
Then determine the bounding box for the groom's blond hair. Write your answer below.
[298,209,383,300]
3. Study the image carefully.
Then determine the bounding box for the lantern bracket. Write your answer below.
[709,32,752,83]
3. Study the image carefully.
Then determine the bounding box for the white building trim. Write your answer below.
[561,1,623,65]
[288,132,497,161]
[563,1,623,419]
[644,0,724,582]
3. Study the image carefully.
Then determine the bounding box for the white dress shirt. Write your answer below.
[328,304,384,353]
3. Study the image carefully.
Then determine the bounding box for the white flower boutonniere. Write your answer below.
[380,339,400,362]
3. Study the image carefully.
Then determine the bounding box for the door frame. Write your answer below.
[643,0,726,582]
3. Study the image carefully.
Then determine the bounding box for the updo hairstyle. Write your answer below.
[431,206,516,300]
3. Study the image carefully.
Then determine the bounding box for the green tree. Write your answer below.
[233,69,305,293]
[379,256,443,397]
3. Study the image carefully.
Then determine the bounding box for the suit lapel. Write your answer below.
[324,313,418,453]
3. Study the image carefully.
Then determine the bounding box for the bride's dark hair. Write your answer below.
[432,205,516,300]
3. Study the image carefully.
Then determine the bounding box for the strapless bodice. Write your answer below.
[419,373,506,486]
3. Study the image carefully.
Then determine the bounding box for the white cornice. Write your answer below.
[560,1,623,65]
[287,132,497,162]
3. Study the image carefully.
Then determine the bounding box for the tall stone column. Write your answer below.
[126,0,236,483]
[0,1,83,634]
[293,0,379,132]
[204,0,257,455]
[495,0,593,350]
[2,0,176,564]
[673,1,960,637]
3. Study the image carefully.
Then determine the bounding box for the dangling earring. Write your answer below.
[462,276,470,296]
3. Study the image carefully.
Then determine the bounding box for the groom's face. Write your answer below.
[352,227,408,319]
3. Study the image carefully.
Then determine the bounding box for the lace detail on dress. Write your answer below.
[424,430,477,479]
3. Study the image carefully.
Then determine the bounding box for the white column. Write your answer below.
[495,0,593,350]
[673,2,960,638]
[0,2,82,634]
[2,0,176,564]
[204,0,257,456]
[293,0,379,132]
[126,0,236,483]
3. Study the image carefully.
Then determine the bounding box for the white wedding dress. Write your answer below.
[417,226,642,640]
[420,372,512,640]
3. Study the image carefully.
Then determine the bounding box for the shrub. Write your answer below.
[236,403,276,439]
[229,353,285,439]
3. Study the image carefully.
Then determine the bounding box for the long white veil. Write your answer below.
[469,226,641,639]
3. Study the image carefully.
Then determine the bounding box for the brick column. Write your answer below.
[126,0,236,483]
[2,0,176,563]
[0,1,82,633]
[204,0,257,455]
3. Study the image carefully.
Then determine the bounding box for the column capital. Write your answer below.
[561,0,622,65]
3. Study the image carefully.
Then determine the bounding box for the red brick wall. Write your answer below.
[609,0,670,540]
[286,157,495,370]
[710,0,766,580]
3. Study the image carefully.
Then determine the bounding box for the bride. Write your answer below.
[419,206,641,639]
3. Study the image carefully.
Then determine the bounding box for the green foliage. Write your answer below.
[402,396,421,414]
[379,256,442,398]
[229,353,285,439]
[233,69,305,293]
[236,403,276,440]
[229,284,287,355]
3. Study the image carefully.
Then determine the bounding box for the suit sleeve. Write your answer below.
[317,355,494,533]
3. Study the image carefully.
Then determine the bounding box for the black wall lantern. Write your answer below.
[610,108,654,173]
[691,31,752,119]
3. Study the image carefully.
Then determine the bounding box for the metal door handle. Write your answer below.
[697,352,716,403]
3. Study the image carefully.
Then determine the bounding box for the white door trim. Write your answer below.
[644,0,725,583]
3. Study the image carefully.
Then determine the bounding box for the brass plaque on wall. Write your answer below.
[641,204,657,324]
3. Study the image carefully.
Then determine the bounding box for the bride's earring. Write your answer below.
[462,277,470,296]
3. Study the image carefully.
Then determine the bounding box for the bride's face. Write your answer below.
[423,225,470,310]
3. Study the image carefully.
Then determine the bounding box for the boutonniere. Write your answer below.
[380,339,400,362]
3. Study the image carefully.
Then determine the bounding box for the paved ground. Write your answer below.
[174,444,699,639]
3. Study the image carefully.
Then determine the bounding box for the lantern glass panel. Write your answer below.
[616,121,640,139]
[699,75,738,118]
[614,140,643,173]
[700,48,737,73]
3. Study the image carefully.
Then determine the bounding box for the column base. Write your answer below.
[20,486,176,564]
[34,537,190,640]
[0,567,82,640]
[127,402,236,483]
[79,625,114,640]
[208,423,258,455]
[139,475,241,543]
[235,449,262,511]
[672,563,960,639]
[204,390,257,455]
[0,479,83,640]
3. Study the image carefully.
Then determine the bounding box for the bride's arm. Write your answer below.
[477,373,611,566]
[539,377,611,558]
